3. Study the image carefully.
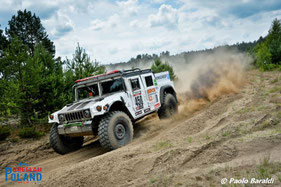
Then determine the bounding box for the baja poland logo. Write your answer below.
[5,162,42,184]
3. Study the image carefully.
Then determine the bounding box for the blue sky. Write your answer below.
[0,0,280,64]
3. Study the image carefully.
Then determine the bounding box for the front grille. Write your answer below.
[64,111,88,122]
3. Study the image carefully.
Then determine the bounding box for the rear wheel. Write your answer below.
[158,93,178,119]
[98,111,133,150]
[49,123,84,155]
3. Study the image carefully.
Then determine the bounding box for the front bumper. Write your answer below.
[58,121,93,136]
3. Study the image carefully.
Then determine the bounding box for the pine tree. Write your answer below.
[267,18,281,65]
[0,26,8,50]
[63,44,106,103]
[66,43,106,80]
[151,58,176,80]
[6,9,55,56]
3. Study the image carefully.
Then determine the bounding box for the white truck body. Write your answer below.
[48,69,176,137]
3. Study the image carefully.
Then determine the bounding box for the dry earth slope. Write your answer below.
[1,70,281,187]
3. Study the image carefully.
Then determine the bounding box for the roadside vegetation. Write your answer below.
[0,10,106,140]
[253,19,281,71]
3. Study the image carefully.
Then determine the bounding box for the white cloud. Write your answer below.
[1,0,281,64]
[153,0,167,4]
[117,0,140,16]
[91,19,105,31]
[108,14,121,28]
[129,20,139,27]
[149,4,179,28]
[43,11,74,39]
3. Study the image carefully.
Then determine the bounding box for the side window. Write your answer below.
[145,76,153,87]
[130,78,140,91]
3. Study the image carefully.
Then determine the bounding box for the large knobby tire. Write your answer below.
[158,93,178,119]
[49,123,84,155]
[98,111,133,150]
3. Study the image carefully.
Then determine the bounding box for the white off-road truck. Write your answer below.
[48,68,178,154]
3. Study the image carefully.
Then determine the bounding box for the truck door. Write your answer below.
[128,76,148,116]
[140,73,160,112]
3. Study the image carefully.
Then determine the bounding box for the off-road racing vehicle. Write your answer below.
[48,68,178,154]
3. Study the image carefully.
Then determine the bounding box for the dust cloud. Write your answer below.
[173,48,253,115]
[107,48,253,115]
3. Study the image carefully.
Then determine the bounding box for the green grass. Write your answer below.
[260,121,271,130]
[150,177,157,184]
[271,78,279,84]
[176,182,183,186]
[149,176,170,186]
[0,126,11,141]
[269,87,281,93]
[257,105,268,111]
[205,133,211,140]
[257,157,271,178]
[278,175,281,182]
[222,131,231,137]
[253,156,281,180]
[187,136,192,143]
[153,140,173,151]
[277,112,281,119]
[10,137,19,143]
[272,117,280,126]
[18,127,45,139]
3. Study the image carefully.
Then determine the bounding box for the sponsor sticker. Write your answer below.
[134,91,143,110]
[147,88,156,94]
[153,79,157,86]
[70,126,78,131]
[155,75,167,80]
[133,91,141,97]
[144,108,151,113]
[154,103,160,108]
[135,111,142,116]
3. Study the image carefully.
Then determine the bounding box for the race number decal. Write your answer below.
[133,91,143,110]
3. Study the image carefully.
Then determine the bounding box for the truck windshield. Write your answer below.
[101,78,123,95]
[76,84,99,100]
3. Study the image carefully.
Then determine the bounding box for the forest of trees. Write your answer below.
[254,18,281,70]
[0,10,106,128]
[0,9,280,140]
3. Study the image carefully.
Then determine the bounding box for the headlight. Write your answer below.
[103,104,109,111]
[84,109,91,118]
[96,106,102,112]
[58,114,65,122]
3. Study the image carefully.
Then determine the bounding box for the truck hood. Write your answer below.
[60,97,104,113]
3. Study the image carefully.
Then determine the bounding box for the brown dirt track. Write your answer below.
[1,70,281,187]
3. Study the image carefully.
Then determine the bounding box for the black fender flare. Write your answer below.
[107,100,134,120]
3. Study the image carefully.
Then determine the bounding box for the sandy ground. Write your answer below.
[0,70,281,187]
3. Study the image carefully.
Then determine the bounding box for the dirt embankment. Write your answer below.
[1,49,281,186]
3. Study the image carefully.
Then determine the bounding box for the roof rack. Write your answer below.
[122,68,152,77]
[75,70,121,83]
[74,68,153,84]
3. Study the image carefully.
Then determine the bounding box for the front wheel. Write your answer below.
[49,123,84,155]
[158,93,178,119]
[98,111,134,150]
